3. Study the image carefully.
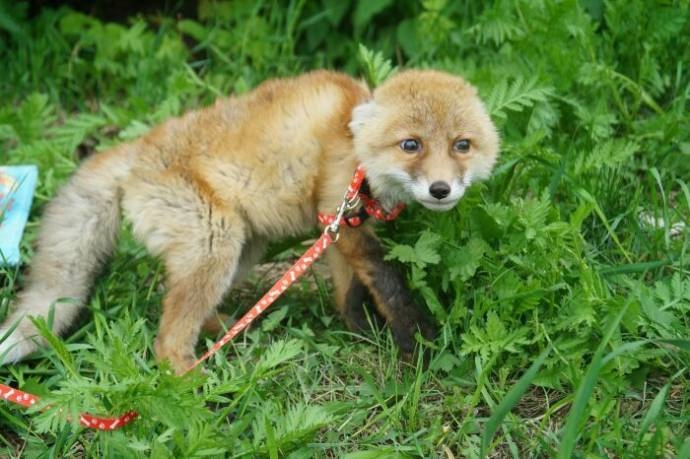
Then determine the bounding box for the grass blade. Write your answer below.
[575,188,634,264]
[635,382,670,449]
[557,303,630,459]
[678,436,690,459]
[30,315,77,378]
[480,346,551,457]
[658,339,690,353]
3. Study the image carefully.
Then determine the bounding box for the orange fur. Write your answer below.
[0,70,499,373]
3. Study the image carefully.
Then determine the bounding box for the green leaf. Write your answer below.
[353,0,393,30]
[386,244,418,265]
[396,19,420,57]
[52,113,107,152]
[448,237,489,281]
[430,351,462,373]
[177,19,209,42]
[413,231,442,265]
[323,0,350,25]
[386,230,441,268]
[255,339,303,374]
[0,2,25,36]
[261,305,289,332]
[357,44,397,87]
[487,77,553,121]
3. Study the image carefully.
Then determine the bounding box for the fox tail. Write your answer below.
[0,146,132,363]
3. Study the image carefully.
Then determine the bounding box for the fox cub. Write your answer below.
[0,70,499,373]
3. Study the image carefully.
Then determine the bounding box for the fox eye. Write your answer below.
[400,138,421,153]
[453,138,471,153]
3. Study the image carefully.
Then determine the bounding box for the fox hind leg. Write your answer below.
[155,243,242,373]
[200,238,267,335]
[122,171,247,373]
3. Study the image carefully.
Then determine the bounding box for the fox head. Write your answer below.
[349,70,499,211]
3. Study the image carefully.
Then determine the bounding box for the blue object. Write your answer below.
[0,165,38,266]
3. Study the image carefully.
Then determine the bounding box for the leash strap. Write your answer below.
[0,236,336,431]
[187,232,334,371]
[0,165,382,431]
[0,381,140,430]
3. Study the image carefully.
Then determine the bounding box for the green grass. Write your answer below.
[1,0,689,457]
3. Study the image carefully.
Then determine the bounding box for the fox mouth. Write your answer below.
[418,199,458,211]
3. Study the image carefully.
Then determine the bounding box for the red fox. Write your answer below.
[0,70,499,373]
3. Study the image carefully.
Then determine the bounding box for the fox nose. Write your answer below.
[429,181,451,200]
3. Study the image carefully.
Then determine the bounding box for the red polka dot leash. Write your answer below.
[0,164,405,431]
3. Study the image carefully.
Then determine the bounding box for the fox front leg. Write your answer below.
[328,226,436,358]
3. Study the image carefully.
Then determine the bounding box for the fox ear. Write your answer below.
[349,101,379,133]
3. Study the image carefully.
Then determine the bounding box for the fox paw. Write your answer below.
[390,316,437,365]
[0,327,39,365]
[154,339,198,375]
